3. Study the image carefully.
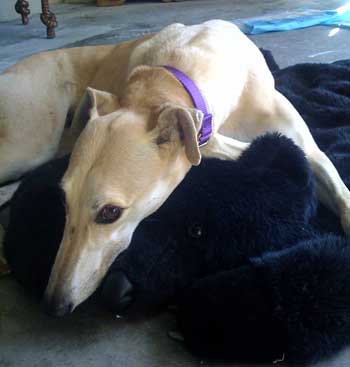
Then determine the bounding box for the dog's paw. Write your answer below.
[100,271,134,313]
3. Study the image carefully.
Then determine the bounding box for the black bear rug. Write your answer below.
[4,50,350,366]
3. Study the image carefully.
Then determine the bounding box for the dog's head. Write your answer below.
[44,85,203,316]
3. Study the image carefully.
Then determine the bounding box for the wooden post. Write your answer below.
[15,0,30,25]
[40,0,57,39]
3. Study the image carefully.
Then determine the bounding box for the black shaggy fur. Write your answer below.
[175,52,350,365]
[4,50,350,365]
[4,158,67,297]
[177,235,350,365]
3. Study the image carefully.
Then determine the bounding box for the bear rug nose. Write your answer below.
[101,271,134,313]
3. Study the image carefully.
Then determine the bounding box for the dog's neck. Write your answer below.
[120,66,193,129]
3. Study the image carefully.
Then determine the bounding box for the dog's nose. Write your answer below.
[42,295,74,317]
[101,271,134,313]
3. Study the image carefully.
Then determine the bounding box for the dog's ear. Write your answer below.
[70,87,120,134]
[156,104,203,166]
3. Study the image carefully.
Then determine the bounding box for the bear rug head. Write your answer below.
[4,133,314,301]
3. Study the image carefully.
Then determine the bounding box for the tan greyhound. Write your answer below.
[1,20,349,316]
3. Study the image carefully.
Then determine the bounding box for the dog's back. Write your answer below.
[129,20,274,130]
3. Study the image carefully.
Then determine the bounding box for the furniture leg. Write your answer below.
[40,0,57,39]
[15,0,30,25]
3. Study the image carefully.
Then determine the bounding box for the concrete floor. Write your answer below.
[0,0,350,72]
[1,1,350,366]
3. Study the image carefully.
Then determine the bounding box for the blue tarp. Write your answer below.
[242,4,350,35]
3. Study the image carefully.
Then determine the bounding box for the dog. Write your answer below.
[1,20,349,316]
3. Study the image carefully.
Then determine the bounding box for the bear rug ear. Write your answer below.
[238,132,314,194]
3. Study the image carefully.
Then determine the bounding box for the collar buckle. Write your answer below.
[198,113,213,147]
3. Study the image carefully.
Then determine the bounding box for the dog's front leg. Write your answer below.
[307,149,350,234]
[272,91,350,235]
[202,133,250,161]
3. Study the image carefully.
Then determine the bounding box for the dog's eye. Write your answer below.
[96,205,123,224]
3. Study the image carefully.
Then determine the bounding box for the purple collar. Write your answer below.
[163,66,212,147]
